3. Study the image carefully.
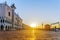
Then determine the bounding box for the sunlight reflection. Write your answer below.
[31,28,36,40]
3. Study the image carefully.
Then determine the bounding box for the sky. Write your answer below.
[0,0,60,25]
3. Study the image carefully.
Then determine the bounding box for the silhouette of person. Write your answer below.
[55,26,56,32]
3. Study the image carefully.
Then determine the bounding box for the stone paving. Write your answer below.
[0,30,60,40]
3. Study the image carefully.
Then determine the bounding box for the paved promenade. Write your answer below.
[0,30,60,40]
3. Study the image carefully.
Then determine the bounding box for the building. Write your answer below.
[22,23,31,30]
[0,2,23,30]
[14,13,23,30]
[44,24,51,30]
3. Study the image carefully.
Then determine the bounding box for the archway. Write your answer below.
[6,26,8,30]
[1,25,4,30]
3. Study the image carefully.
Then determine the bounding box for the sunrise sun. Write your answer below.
[30,23,37,28]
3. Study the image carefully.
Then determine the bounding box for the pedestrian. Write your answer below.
[54,26,56,32]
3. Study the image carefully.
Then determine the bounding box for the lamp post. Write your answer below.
[42,23,43,30]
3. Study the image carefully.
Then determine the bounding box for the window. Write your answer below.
[1,19,2,23]
[8,12,10,16]
[16,18,17,20]
[0,19,4,23]
[3,19,4,23]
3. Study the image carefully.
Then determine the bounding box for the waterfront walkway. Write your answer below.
[0,30,60,40]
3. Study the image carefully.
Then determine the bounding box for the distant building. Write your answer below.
[44,24,51,30]
[0,2,23,30]
[22,23,31,30]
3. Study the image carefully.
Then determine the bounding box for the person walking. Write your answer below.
[54,26,56,32]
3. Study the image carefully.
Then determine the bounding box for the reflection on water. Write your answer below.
[0,30,60,40]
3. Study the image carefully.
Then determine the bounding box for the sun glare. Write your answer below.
[30,23,37,28]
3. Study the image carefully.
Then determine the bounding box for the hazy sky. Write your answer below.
[0,0,60,25]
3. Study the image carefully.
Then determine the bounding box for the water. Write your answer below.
[0,30,60,40]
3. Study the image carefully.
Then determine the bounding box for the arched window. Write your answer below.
[1,19,2,23]
[3,19,4,23]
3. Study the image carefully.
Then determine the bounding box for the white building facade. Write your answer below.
[0,2,23,30]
